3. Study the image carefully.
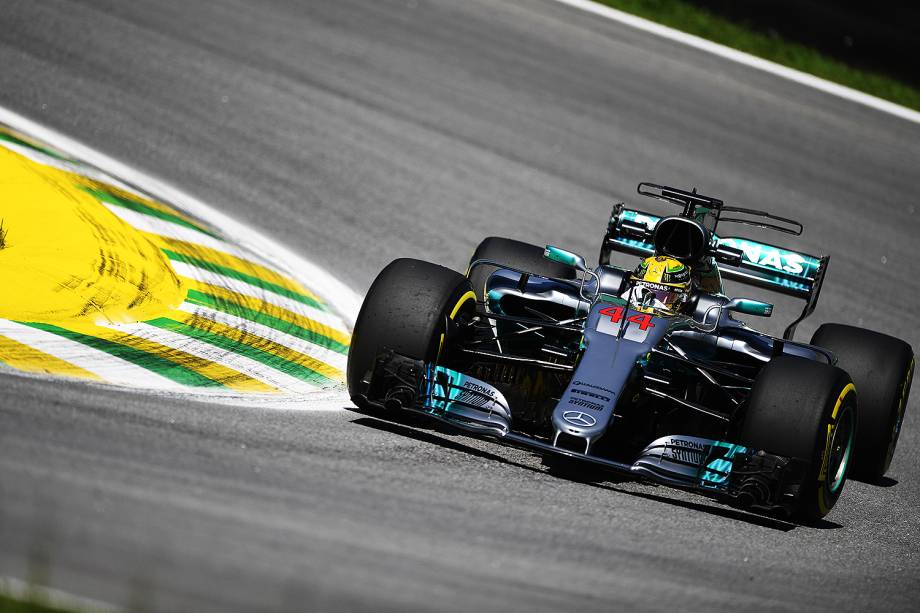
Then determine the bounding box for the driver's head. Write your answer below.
[628,256,691,314]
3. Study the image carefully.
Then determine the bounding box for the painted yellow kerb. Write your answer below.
[0,146,186,324]
[0,335,101,380]
[0,127,349,393]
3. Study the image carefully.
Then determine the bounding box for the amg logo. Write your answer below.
[567,397,604,411]
[572,388,611,402]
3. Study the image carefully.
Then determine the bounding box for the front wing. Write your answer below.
[357,350,807,515]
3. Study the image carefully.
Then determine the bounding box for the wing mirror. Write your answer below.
[725,297,773,317]
[544,245,589,272]
[544,245,599,303]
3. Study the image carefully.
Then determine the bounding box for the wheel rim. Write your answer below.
[828,406,855,494]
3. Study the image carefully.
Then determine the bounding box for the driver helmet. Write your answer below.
[626,256,692,314]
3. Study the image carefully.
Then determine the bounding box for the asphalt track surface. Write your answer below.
[1,1,919,611]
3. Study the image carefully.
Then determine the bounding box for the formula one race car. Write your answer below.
[347,183,915,522]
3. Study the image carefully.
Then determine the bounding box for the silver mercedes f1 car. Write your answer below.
[347,183,914,522]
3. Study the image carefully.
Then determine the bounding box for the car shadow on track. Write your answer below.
[855,475,898,487]
[345,407,842,532]
[348,413,542,474]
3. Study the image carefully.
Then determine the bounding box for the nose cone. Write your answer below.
[551,301,670,453]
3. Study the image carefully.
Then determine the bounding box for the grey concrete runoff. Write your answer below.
[1,0,919,611]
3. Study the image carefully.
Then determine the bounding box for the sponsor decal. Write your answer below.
[717,238,816,278]
[567,397,604,411]
[669,438,708,451]
[562,411,597,427]
[572,388,611,402]
[462,379,498,399]
[667,438,709,465]
[573,380,616,395]
[452,379,505,410]
[430,369,503,411]
[637,281,675,293]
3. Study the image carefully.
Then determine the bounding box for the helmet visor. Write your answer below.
[631,283,686,311]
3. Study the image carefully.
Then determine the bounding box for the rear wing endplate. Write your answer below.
[601,206,829,339]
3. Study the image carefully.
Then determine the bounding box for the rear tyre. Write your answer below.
[739,356,857,522]
[810,324,915,481]
[466,237,576,302]
[346,258,475,404]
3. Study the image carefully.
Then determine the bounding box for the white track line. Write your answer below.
[0,320,179,390]
[0,106,363,328]
[177,302,348,372]
[550,0,920,125]
[0,139,154,196]
[1,576,122,613]
[102,203,276,268]
[97,321,322,393]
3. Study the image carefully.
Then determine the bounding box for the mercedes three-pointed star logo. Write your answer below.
[562,410,597,427]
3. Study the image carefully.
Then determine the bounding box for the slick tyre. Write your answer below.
[811,324,915,481]
[347,258,475,404]
[739,356,857,523]
[466,237,576,302]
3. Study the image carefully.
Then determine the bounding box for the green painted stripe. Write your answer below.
[146,317,335,387]
[185,290,348,354]
[21,322,225,388]
[82,186,220,238]
[0,130,71,161]
[163,250,327,311]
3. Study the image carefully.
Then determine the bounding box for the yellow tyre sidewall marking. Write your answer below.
[884,356,914,469]
[438,291,476,360]
[817,382,856,515]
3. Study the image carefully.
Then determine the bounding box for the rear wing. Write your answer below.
[601,206,830,339]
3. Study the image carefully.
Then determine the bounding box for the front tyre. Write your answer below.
[346,258,475,404]
[466,236,576,302]
[810,324,915,481]
[739,356,857,523]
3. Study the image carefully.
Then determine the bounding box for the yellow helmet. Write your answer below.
[628,256,692,314]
